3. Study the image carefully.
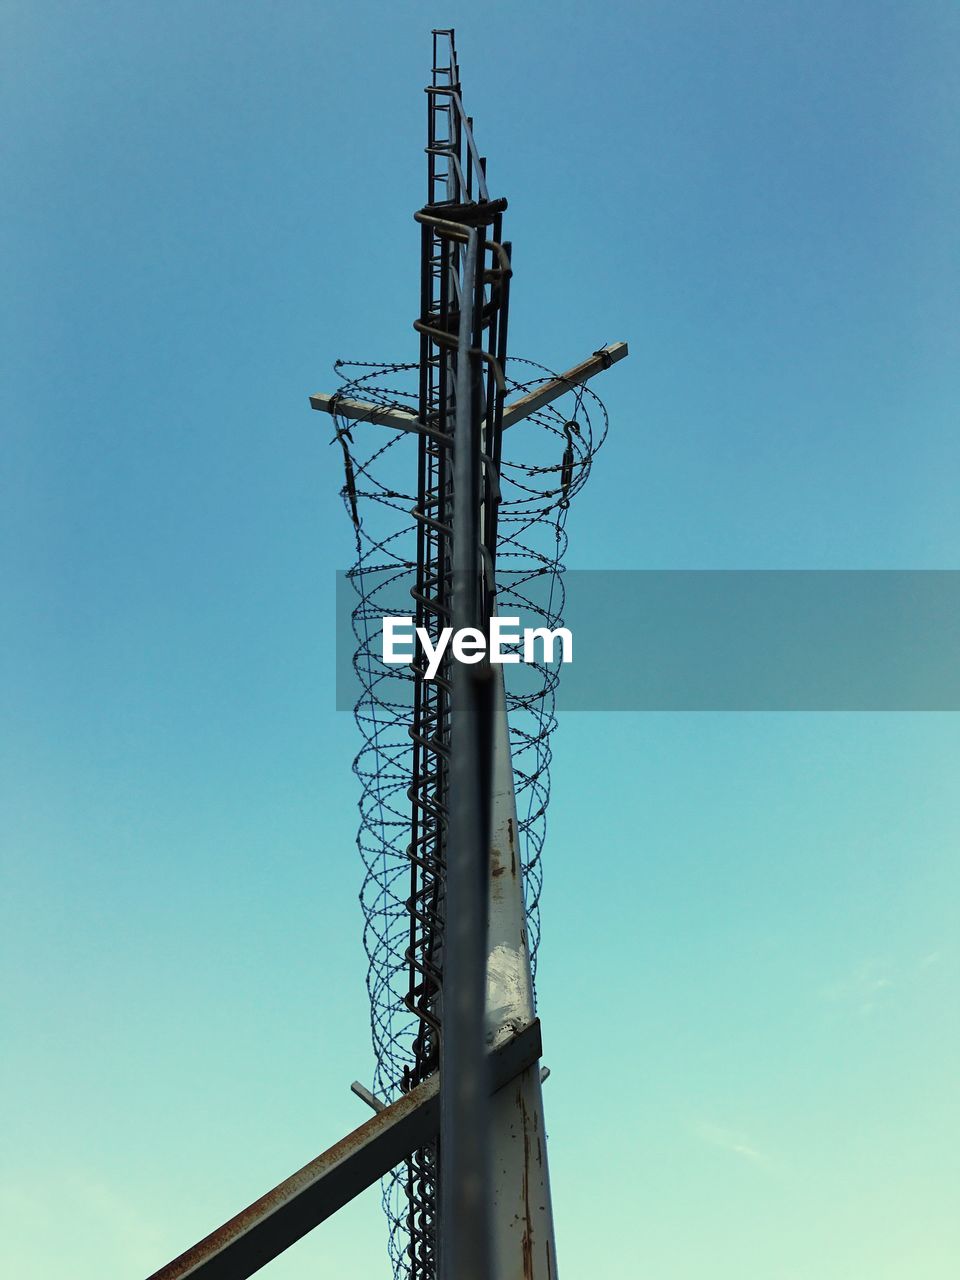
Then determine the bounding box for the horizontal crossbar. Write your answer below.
[309,341,628,433]
[144,1019,542,1280]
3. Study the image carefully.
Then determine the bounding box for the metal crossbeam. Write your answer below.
[309,341,627,433]
[307,394,418,429]
[144,1021,542,1280]
[502,341,628,425]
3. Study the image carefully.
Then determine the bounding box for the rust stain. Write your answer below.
[506,817,517,878]
[490,842,506,897]
[519,1090,535,1278]
[146,1079,436,1279]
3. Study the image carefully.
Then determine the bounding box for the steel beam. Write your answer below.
[144,1021,542,1280]
[441,227,494,1280]
[309,341,628,434]
[501,340,628,427]
[485,666,557,1280]
[307,393,418,430]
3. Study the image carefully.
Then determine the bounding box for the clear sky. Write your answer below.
[2,3,959,1277]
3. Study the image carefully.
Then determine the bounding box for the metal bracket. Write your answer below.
[350,1081,386,1113]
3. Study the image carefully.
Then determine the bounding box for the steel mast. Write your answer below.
[144,30,626,1280]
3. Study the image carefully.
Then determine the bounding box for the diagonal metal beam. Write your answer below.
[309,341,628,434]
[144,1020,542,1280]
[501,341,627,426]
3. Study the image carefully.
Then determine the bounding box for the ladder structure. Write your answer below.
[145,30,626,1280]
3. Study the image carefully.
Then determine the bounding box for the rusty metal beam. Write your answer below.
[309,340,628,434]
[144,1020,542,1280]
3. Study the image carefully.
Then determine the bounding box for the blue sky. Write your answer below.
[2,2,959,1277]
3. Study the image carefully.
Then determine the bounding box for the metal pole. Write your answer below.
[486,664,558,1279]
[440,226,494,1280]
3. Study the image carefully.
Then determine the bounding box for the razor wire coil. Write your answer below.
[330,354,608,1278]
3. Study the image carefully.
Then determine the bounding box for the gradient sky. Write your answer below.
[2,3,959,1277]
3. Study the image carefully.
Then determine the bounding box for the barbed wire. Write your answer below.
[328,354,608,1276]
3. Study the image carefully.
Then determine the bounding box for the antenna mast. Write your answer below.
[145,30,626,1280]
